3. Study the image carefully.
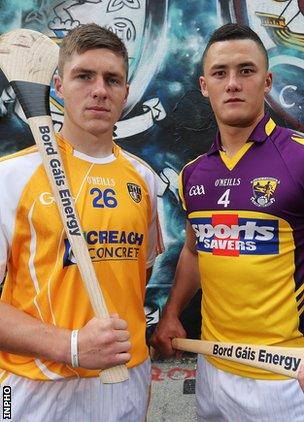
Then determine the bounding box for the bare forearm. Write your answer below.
[0,302,131,370]
[163,243,200,318]
[150,224,200,357]
[146,266,153,284]
[0,301,70,363]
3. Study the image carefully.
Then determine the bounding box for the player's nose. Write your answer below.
[226,72,241,92]
[91,77,107,99]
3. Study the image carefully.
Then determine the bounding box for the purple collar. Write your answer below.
[207,113,276,156]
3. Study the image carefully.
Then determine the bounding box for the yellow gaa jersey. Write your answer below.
[0,134,163,381]
[179,114,304,379]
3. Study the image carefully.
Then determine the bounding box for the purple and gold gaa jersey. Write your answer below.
[0,135,163,381]
[179,114,304,379]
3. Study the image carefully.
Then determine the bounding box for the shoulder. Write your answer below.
[0,145,40,167]
[287,131,304,148]
[0,146,41,187]
[180,154,206,182]
[270,126,304,186]
[270,125,304,163]
[120,148,158,191]
[121,149,155,176]
[270,125,304,150]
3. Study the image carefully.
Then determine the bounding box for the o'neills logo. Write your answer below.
[127,183,142,203]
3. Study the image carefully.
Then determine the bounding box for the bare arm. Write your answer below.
[0,301,70,361]
[297,362,304,391]
[146,266,153,284]
[0,301,131,370]
[150,221,201,357]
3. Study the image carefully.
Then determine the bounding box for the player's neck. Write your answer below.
[218,114,264,158]
[60,125,114,158]
[219,127,252,158]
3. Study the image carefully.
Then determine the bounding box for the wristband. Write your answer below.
[71,329,79,368]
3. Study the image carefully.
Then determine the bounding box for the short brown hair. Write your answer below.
[58,23,129,79]
[202,23,269,71]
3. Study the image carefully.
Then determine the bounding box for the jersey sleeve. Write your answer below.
[0,149,41,284]
[178,155,204,213]
[286,132,304,191]
[0,205,8,285]
[120,149,164,268]
[178,167,187,211]
[146,172,164,268]
[0,160,11,284]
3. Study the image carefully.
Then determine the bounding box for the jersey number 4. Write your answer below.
[217,189,230,208]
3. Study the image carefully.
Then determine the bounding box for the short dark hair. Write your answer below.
[202,23,269,70]
[58,23,129,79]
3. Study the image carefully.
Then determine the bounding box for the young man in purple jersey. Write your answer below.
[151,23,304,421]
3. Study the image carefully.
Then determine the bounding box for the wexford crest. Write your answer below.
[251,177,280,207]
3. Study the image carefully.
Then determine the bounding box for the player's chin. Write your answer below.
[222,114,255,128]
[86,123,113,136]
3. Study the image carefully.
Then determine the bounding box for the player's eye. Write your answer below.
[77,73,92,80]
[108,77,120,85]
[213,70,225,77]
[240,68,254,75]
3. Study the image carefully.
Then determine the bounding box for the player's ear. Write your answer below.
[53,74,64,99]
[264,71,272,95]
[123,83,129,105]
[199,76,209,98]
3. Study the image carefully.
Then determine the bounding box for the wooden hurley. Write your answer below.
[172,338,304,378]
[0,28,128,383]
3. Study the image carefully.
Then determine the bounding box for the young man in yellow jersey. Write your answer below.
[0,23,162,421]
[151,23,304,421]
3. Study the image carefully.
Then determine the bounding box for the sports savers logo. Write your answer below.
[191,214,278,257]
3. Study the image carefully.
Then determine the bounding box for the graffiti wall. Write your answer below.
[0,0,303,337]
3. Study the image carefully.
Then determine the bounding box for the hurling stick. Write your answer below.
[172,338,304,378]
[0,28,128,383]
